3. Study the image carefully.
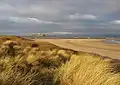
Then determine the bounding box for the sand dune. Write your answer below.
[35,39,120,60]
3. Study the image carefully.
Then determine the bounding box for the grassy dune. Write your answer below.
[0,36,119,85]
[55,55,120,85]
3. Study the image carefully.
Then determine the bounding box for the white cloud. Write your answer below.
[68,13,97,20]
[110,20,120,24]
[51,32,73,35]
[0,0,120,34]
[8,17,60,24]
[9,17,40,23]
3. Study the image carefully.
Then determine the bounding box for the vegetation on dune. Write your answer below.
[0,36,72,85]
[0,36,119,85]
[55,55,120,85]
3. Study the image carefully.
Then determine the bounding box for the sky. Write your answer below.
[0,0,120,35]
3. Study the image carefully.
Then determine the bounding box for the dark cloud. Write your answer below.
[0,0,120,34]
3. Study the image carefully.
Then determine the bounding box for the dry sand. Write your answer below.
[35,39,120,60]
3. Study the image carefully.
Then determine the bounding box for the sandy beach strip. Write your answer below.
[35,39,120,60]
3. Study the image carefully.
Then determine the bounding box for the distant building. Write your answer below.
[31,33,47,38]
[87,37,91,39]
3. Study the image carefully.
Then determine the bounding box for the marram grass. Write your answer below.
[55,55,120,85]
[0,36,119,85]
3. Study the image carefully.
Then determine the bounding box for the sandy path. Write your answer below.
[35,39,120,60]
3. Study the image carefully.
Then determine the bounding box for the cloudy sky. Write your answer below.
[0,0,120,35]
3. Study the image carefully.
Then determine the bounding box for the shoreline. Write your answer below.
[35,39,120,60]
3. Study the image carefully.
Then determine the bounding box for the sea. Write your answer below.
[2,32,120,44]
[104,40,120,44]
[23,33,120,39]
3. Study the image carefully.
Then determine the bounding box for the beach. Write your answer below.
[35,39,120,60]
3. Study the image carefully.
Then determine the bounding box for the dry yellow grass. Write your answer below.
[0,36,72,85]
[55,54,120,85]
[0,36,119,85]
